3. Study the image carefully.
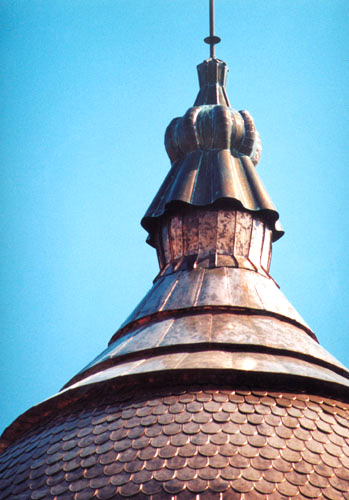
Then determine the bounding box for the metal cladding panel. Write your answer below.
[79,314,347,377]
[195,58,230,107]
[142,153,284,244]
[118,268,311,334]
[142,59,284,245]
[2,49,348,500]
[67,351,349,392]
[0,385,348,499]
[155,209,274,278]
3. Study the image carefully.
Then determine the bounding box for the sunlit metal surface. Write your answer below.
[117,266,311,336]
[204,0,221,59]
[153,209,273,276]
[67,351,349,393]
[195,58,228,106]
[1,384,348,499]
[142,57,284,245]
[75,313,347,380]
[1,3,348,497]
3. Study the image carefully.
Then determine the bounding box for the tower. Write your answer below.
[1,2,349,499]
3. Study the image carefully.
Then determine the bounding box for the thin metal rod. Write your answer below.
[210,0,215,58]
[204,0,220,58]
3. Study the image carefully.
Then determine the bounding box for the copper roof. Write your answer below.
[0,382,349,500]
[142,58,283,246]
[0,9,348,499]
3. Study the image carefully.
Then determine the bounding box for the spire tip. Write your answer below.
[204,0,221,58]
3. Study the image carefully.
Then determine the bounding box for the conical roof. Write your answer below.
[1,22,348,500]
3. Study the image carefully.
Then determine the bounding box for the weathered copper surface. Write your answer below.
[1,384,348,499]
[73,313,348,387]
[1,4,349,497]
[194,57,228,106]
[154,209,272,276]
[2,48,349,500]
[165,105,261,165]
[67,351,349,396]
[117,266,311,335]
[142,57,284,245]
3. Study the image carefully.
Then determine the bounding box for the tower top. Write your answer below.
[204,0,221,58]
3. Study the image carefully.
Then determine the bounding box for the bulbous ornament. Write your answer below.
[165,105,261,166]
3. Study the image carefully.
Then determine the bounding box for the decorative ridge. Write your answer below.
[142,156,284,245]
[141,57,283,244]
[164,107,261,165]
[1,4,349,498]
[194,58,230,106]
[65,341,349,392]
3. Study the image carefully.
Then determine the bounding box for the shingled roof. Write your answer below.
[0,11,348,500]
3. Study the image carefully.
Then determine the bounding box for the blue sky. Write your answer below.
[1,0,348,433]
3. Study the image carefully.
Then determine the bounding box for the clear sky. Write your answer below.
[1,0,348,433]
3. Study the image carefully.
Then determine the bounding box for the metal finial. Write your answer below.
[204,0,221,58]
